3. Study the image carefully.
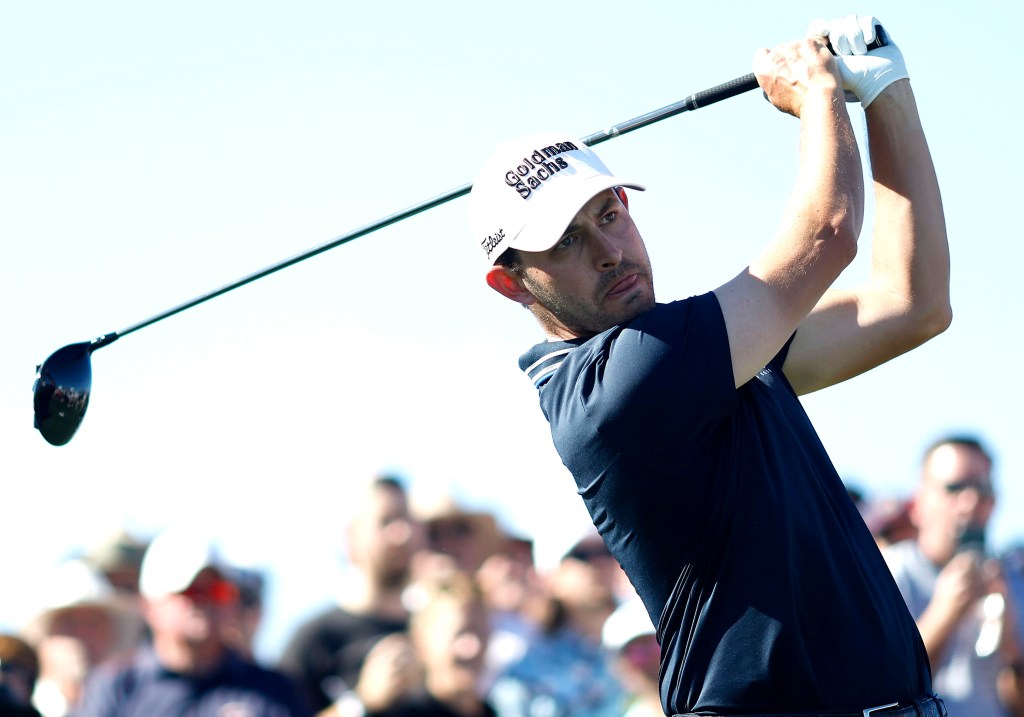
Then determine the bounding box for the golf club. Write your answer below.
[33,72,761,446]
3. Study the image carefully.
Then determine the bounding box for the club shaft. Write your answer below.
[111,72,759,341]
[582,73,758,146]
[115,188,468,339]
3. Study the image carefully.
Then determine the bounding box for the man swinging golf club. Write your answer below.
[470,14,950,717]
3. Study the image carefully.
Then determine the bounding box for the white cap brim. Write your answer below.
[510,174,645,253]
[469,132,645,263]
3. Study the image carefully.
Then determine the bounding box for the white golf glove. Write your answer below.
[806,14,908,107]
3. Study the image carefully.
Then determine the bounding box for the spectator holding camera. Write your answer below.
[884,436,1024,716]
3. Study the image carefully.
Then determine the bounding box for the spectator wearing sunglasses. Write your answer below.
[883,435,1023,717]
[72,527,312,717]
[488,530,627,717]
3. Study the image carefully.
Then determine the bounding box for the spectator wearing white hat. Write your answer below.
[73,527,312,717]
[601,601,660,717]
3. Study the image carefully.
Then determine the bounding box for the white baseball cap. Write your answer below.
[602,598,656,651]
[469,132,645,264]
[139,527,226,599]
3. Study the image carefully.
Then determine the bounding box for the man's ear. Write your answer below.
[615,186,629,210]
[486,265,536,306]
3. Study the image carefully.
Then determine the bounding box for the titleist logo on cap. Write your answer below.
[504,140,579,200]
[481,228,505,260]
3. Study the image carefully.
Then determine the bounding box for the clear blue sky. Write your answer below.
[2,1,1022,663]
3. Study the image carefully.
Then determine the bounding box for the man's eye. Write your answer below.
[557,235,576,249]
[601,210,618,224]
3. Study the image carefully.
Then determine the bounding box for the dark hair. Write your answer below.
[493,247,523,276]
[372,473,407,493]
[923,434,994,468]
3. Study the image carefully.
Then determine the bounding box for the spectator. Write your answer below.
[81,531,149,596]
[475,535,544,691]
[414,496,503,576]
[0,633,42,717]
[280,475,426,713]
[488,531,626,717]
[223,567,267,661]
[600,600,660,717]
[884,435,1023,716]
[859,495,916,549]
[319,572,495,717]
[410,494,540,690]
[1001,546,1024,717]
[20,560,142,717]
[72,526,311,717]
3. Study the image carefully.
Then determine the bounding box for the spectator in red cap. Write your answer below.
[73,526,311,717]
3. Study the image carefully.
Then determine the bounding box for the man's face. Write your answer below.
[145,568,238,646]
[913,443,995,563]
[514,189,655,339]
[414,599,490,691]
[349,485,425,589]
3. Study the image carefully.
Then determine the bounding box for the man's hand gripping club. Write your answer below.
[806,14,909,107]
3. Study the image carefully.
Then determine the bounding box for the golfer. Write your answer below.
[469,15,949,717]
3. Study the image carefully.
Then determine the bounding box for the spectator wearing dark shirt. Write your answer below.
[72,527,311,717]
[280,476,425,712]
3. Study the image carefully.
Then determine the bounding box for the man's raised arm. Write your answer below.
[783,16,952,394]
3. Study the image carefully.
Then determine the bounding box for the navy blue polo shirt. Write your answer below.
[519,293,931,715]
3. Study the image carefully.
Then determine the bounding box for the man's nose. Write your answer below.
[591,230,623,270]
[384,519,415,545]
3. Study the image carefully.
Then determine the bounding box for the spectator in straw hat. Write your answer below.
[414,494,503,577]
[20,560,142,717]
[81,531,149,596]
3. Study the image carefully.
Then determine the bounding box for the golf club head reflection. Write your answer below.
[33,342,94,446]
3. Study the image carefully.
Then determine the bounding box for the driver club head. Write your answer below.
[33,342,96,446]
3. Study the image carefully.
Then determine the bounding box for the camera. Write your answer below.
[955,524,987,555]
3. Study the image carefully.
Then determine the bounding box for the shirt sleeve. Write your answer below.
[572,293,738,452]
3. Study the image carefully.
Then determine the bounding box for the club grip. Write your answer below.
[685,30,887,112]
[683,73,759,111]
[825,27,888,56]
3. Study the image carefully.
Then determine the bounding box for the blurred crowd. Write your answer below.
[2,434,1022,717]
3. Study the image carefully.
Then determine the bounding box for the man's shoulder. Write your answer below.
[519,338,583,387]
[518,295,721,388]
[222,651,306,696]
[87,646,156,685]
[880,539,929,580]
